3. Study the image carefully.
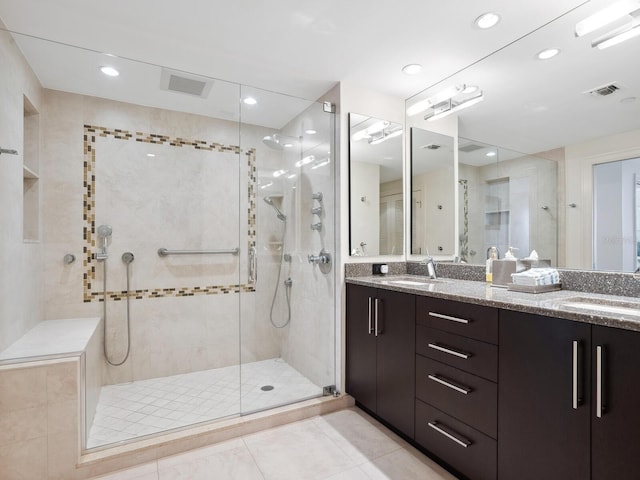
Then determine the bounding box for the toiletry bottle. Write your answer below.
[486,246,498,283]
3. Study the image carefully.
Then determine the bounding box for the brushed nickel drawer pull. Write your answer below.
[572,340,578,409]
[428,312,469,324]
[596,345,604,418]
[368,297,373,334]
[428,374,472,394]
[428,421,471,448]
[428,342,471,359]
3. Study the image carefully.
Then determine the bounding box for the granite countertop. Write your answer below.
[346,275,640,332]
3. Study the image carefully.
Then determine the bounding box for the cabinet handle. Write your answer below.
[374,298,379,337]
[572,341,578,409]
[428,421,471,448]
[368,297,373,334]
[428,343,471,359]
[428,312,469,324]
[428,374,471,395]
[596,345,604,418]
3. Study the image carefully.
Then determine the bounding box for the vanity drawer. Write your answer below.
[416,355,497,438]
[416,325,498,382]
[416,399,496,480]
[416,296,498,345]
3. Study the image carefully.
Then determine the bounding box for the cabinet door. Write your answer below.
[498,311,590,480]
[376,288,415,438]
[592,325,640,480]
[346,284,377,413]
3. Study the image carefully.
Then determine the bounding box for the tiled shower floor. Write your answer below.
[87,358,323,448]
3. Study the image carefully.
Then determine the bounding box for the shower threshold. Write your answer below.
[87,358,323,448]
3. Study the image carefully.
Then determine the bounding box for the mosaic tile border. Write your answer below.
[82,125,256,302]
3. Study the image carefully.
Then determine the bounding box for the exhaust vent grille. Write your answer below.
[161,69,214,98]
[459,143,486,153]
[585,82,622,97]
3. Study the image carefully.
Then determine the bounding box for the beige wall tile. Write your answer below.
[0,436,48,480]
[48,399,79,436]
[0,405,47,447]
[0,365,47,412]
[47,431,81,480]
[47,360,79,403]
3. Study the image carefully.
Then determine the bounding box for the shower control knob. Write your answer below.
[308,249,331,265]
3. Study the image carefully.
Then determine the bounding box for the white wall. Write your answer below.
[0,28,44,352]
[350,161,380,255]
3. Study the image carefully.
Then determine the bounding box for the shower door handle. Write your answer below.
[249,246,257,283]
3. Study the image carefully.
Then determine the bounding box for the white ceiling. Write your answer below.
[0,0,587,105]
[1,0,637,154]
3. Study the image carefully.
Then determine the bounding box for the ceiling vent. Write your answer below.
[422,143,441,150]
[585,82,622,97]
[459,143,486,153]
[160,69,214,98]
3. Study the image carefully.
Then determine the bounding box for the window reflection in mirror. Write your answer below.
[458,138,558,265]
[593,158,640,272]
[410,128,455,257]
[348,113,403,256]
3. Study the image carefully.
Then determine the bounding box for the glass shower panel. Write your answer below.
[239,87,335,414]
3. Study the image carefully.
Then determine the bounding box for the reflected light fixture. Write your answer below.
[369,129,402,145]
[311,159,331,169]
[295,155,315,168]
[594,23,640,49]
[260,182,273,189]
[402,64,423,75]
[352,120,390,141]
[305,129,317,135]
[407,84,466,116]
[486,151,497,157]
[243,97,257,105]
[273,169,287,177]
[100,66,119,77]
[537,48,560,59]
[475,12,501,29]
[425,92,484,122]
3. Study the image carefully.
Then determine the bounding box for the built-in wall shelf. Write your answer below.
[23,165,39,179]
[23,95,40,243]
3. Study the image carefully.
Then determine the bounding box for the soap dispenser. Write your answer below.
[486,246,498,283]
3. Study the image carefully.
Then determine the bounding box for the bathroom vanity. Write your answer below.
[345,276,640,480]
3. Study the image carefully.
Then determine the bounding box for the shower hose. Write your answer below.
[102,259,132,366]
[269,220,292,328]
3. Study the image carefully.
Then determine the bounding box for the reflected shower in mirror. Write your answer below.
[410,128,455,257]
[348,113,403,256]
[458,138,558,266]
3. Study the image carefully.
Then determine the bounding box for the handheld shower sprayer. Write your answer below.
[264,196,286,222]
[96,224,112,261]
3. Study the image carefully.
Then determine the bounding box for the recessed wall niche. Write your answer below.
[23,95,40,242]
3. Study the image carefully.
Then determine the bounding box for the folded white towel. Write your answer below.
[511,268,560,286]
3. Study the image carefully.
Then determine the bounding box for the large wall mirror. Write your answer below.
[348,113,403,256]
[410,128,455,256]
[407,0,640,272]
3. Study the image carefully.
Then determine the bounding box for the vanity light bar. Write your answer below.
[592,22,640,49]
[407,84,466,116]
[575,0,640,37]
[369,129,402,145]
[425,92,484,122]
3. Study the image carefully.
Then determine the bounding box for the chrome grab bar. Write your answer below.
[248,246,257,283]
[158,247,239,257]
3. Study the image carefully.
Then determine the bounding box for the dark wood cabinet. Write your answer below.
[346,283,415,438]
[591,325,640,480]
[499,310,591,480]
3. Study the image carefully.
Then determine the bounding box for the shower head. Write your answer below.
[97,224,113,238]
[263,196,286,222]
[262,134,298,151]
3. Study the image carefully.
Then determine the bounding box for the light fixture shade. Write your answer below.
[425,92,484,122]
[593,22,640,49]
[407,84,466,116]
[575,0,640,37]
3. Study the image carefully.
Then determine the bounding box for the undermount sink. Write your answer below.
[553,297,640,317]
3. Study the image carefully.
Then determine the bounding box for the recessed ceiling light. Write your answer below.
[305,129,317,135]
[402,64,423,75]
[283,143,294,148]
[486,151,497,157]
[462,85,479,94]
[537,48,560,60]
[243,97,257,105]
[100,66,120,77]
[475,12,501,29]
[146,153,156,157]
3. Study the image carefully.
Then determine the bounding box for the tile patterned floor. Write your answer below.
[89,407,459,480]
[87,358,323,448]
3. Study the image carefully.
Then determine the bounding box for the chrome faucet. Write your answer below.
[422,256,437,279]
